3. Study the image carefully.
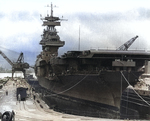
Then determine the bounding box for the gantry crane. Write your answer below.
[0,51,29,78]
[116,35,138,51]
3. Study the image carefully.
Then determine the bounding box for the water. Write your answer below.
[0,73,36,79]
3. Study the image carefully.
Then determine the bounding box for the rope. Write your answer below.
[46,71,92,97]
[120,71,150,106]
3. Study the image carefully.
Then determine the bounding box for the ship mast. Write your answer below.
[78,25,80,51]
[40,3,65,58]
[51,3,53,17]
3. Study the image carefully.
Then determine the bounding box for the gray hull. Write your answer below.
[34,3,150,118]
[37,71,140,118]
[120,88,150,119]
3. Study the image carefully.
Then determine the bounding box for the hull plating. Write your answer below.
[120,88,150,119]
[37,71,140,118]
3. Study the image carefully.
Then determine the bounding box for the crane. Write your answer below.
[116,35,138,51]
[0,50,29,78]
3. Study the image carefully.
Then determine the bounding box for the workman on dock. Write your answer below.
[18,94,21,103]
[6,90,8,95]
[33,94,36,100]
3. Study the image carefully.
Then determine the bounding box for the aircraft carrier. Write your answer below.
[34,3,150,119]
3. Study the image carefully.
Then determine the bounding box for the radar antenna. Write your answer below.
[116,35,138,51]
[41,3,67,21]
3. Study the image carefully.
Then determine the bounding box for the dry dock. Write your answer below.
[0,78,148,121]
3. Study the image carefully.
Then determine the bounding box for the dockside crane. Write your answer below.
[116,35,138,51]
[0,51,29,78]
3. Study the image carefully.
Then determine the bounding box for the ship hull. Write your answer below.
[37,71,141,118]
[120,88,150,119]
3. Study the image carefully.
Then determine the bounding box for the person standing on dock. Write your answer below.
[6,90,8,95]
[33,94,36,100]
[33,94,36,104]
[18,94,21,103]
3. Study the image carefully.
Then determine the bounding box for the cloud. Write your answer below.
[0,10,42,50]
[58,7,150,53]
[9,11,38,22]
[0,10,42,67]
[1,5,150,68]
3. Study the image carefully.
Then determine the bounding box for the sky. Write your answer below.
[0,0,150,68]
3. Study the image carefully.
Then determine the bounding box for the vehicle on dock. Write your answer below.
[16,87,27,101]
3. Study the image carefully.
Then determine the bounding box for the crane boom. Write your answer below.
[0,50,14,66]
[17,52,24,63]
[0,50,29,78]
[116,35,138,51]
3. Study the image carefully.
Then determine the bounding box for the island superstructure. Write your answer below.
[39,3,64,59]
[35,3,150,119]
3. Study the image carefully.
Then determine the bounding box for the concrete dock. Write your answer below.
[0,78,148,121]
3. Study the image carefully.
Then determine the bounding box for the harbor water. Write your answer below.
[0,73,36,79]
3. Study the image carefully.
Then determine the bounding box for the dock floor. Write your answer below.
[0,78,148,121]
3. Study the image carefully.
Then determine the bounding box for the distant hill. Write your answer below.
[0,48,40,69]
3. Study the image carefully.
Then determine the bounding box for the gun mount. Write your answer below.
[0,51,29,78]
